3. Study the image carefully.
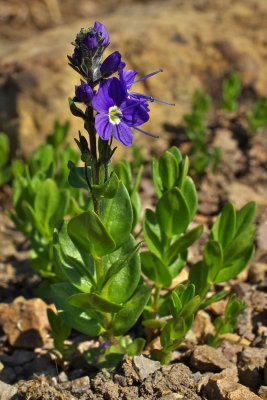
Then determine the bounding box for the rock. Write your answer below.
[132,355,161,380]
[0,349,35,366]
[208,299,227,316]
[264,360,267,385]
[189,310,215,342]
[249,263,267,283]
[190,345,233,372]
[203,372,262,400]
[238,364,263,390]
[259,386,267,400]
[236,307,255,342]
[0,297,52,348]
[0,381,18,400]
[238,347,267,370]
[220,340,242,364]
[1,1,267,157]
[213,129,246,178]
[140,363,201,400]
[227,182,267,212]
[0,367,16,384]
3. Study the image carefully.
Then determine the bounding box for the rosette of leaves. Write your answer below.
[183,91,221,176]
[189,201,256,304]
[52,174,150,368]
[6,122,84,279]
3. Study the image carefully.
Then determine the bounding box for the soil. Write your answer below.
[0,1,267,399]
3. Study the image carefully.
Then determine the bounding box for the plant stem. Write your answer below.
[152,284,161,318]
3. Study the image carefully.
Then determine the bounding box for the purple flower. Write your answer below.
[84,22,109,51]
[100,51,125,77]
[84,32,98,51]
[92,77,150,146]
[75,82,94,103]
[94,21,109,46]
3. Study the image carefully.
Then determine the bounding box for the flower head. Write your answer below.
[84,22,109,51]
[92,77,150,146]
[94,21,109,47]
[100,51,125,78]
[75,82,94,103]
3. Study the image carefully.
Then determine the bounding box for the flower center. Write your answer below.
[108,106,122,125]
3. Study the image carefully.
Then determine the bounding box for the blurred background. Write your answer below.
[0,0,266,159]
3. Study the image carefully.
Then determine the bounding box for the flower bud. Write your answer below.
[75,83,94,103]
[94,21,109,46]
[84,32,98,51]
[100,51,125,77]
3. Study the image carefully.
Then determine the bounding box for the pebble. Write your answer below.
[190,345,233,372]
[133,355,161,380]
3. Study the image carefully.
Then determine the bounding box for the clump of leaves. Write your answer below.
[220,72,241,112]
[207,294,246,347]
[183,90,221,177]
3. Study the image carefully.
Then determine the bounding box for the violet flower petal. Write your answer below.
[95,113,112,140]
[112,121,133,146]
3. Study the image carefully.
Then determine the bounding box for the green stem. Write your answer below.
[152,284,161,318]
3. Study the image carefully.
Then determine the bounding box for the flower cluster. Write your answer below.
[69,21,174,146]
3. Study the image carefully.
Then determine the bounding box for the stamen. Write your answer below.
[133,68,163,84]
[121,99,149,112]
[133,126,159,138]
[130,92,175,106]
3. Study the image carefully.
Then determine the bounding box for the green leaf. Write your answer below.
[211,202,236,250]
[180,283,195,306]
[180,296,201,320]
[68,97,86,119]
[34,179,61,234]
[131,191,141,230]
[215,246,254,283]
[112,281,151,336]
[102,182,133,248]
[141,251,172,287]
[168,146,182,164]
[68,293,123,313]
[160,317,186,350]
[68,211,115,258]
[177,156,189,190]
[188,261,209,300]
[170,291,182,317]
[53,222,94,292]
[200,290,229,309]
[114,159,132,192]
[156,188,190,238]
[152,160,163,198]
[101,235,141,304]
[235,202,257,237]
[204,240,223,282]
[0,133,9,168]
[214,225,256,283]
[68,161,88,189]
[47,309,71,342]
[126,338,146,356]
[181,177,198,219]
[142,319,167,328]
[159,151,179,190]
[51,283,102,336]
[165,225,203,264]
[92,173,119,199]
[143,209,163,258]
